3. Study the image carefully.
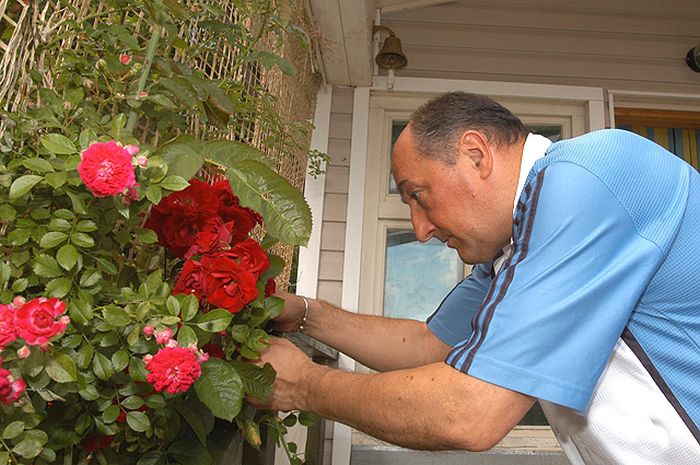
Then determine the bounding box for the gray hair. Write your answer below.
[409,92,527,165]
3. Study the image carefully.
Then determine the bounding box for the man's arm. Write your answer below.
[252,337,534,451]
[274,292,451,371]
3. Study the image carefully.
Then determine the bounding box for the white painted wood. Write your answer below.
[608,90,700,127]
[307,0,374,86]
[324,166,350,194]
[378,0,455,13]
[321,222,347,251]
[333,86,371,465]
[327,139,352,166]
[296,85,333,300]
[317,280,343,306]
[329,114,353,141]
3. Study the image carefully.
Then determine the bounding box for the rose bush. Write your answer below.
[0,1,317,464]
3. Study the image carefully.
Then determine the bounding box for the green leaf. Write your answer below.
[193,359,243,421]
[32,254,63,278]
[53,208,75,220]
[46,352,78,383]
[227,160,311,245]
[39,231,68,248]
[144,394,166,409]
[102,306,130,327]
[103,404,120,423]
[126,411,151,433]
[155,137,203,181]
[80,268,102,287]
[176,325,197,347]
[166,295,180,315]
[159,175,190,191]
[179,294,199,322]
[173,402,208,445]
[12,438,43,459]
[136,228,158,244]
[193,309,233,333]
[45,277,72,298]
[121,395,144,410]
[0,262,11,287]
[11,278,28,293]
[2,421,25,440]
[145,185,163,204]
[249,50,296,76]
[137,450,164,465]
[93,352,114,381]
[40,134,77,155]
[66,191,87,214]
[160,77,199,108]
[206,84,235,116]
[201,140,272,169]
[231,361,275,400]
[79,128,97,150]
[56,244,79,270]
[69,299,93,326]
[48,218,72,232]
[168,439,212,465]
[23,158,55,173]
[299,411,319,427]
[129,357,148,382]
[77,342,94,369]
[9,175,43,200]
[44,171,67,188]
[8,229,30,245]
[0,204,16,221]
[71,232,95,248]
[75,220,97,232]
[147,94,178,110]
[112,349,130,372]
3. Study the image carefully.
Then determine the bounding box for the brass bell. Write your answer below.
[374,28,408,70]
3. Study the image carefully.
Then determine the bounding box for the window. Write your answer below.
[615,107,700,170]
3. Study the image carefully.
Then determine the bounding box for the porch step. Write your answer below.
[350,446,571,465]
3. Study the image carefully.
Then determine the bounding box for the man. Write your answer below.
[252,92,700,464]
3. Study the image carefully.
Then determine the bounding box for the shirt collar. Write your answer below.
[492,133,552,274]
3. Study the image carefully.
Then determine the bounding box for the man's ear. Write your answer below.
[457,130,493,179]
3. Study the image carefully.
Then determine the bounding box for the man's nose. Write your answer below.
[411,208,436,242]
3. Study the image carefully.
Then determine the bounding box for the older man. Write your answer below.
[253,92,700,464]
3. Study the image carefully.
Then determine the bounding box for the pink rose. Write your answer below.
[13,298,69,346]
[78,141,137,197]
[155,328,173,345]
[0,368,26,405]
[119,53,131,65]
[16,346,30,359]
[0,304,17,349]
[145,347,202,394]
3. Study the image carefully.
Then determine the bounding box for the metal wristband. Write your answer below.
[298,296,310,332]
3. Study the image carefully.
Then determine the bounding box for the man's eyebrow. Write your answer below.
[397,179,407,195]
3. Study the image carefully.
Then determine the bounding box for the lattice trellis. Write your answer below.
[0,0,319,290]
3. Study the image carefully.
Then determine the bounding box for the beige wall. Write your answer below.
[316,87,353,308]
[382,0,700,93]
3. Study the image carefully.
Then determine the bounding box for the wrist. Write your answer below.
[299,362,330,411]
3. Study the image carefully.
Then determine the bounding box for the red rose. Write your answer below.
[222,239,270,277]
[145,179,223,257]
[145,346,202,394]
[212,180,262,243]
[85,434,114,453]
[13,298,69,346]
[173,259,207,300]
[189,217,234,257]
[78,141,137,197]
[202,343,225,359]
[202,255,258,313]
[0,368,26,405]
[264,278,276,298]
[0,304,17,349]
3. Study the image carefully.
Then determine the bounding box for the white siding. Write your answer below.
[317,86,354,307]
[381,0,700,93]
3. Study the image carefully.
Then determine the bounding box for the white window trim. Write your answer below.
[296,84,333,299]
[329,77,605,465]
[608,89,700,128]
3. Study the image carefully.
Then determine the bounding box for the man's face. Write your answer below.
[392,127,510,264]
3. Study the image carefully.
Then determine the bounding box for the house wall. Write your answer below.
[381,0,700,93]
[316,87,353,308]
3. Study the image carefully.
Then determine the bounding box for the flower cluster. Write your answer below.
[0,297,70,405]
[147,179,272,313]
